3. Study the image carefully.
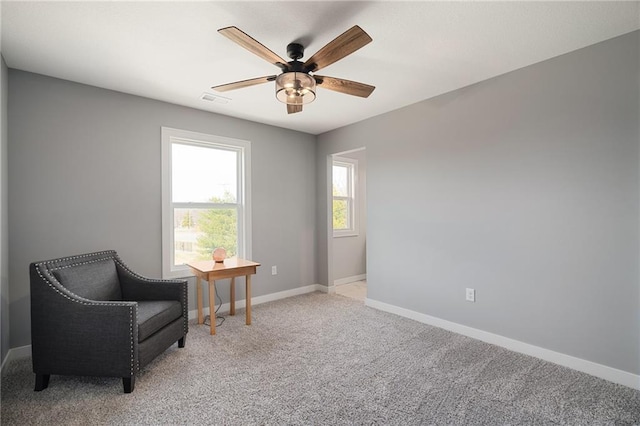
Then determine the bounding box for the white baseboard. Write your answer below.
[333,274,366,286]
[365,297,640,390]
[1,344,32,375]
[188,284,324,320]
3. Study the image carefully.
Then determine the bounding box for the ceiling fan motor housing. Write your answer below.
[286,43,305,60]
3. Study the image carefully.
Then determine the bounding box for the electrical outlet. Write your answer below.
[271,266,277,275]
[465,288,475,302]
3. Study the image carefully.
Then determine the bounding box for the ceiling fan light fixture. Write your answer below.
[275,72,316,105]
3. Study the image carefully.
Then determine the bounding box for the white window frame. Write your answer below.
[332,156,358,238]
[161,127,252,278]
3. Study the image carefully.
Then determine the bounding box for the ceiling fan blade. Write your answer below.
[287,104,303,114]
[314,75,375,98]
[212,75,277,92]
[303,26,372,73]
[218,26,289,71]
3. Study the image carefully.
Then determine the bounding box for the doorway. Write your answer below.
[330,148,367,301]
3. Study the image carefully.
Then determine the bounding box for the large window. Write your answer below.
[161,127,251,278]
[332,156,358,237]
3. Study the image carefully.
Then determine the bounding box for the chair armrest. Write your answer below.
[116,262,187,302]
[114,260,188,337]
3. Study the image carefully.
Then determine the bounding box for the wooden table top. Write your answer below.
[186,258,261,274]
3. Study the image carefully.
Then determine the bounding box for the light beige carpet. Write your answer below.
[2,292,639,425]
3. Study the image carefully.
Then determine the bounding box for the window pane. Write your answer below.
[172,143,237,203]
[173,208,237,266]
[333,199,348,230]
[333,165,348,197]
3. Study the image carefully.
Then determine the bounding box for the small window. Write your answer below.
[332,157,358,237]
[161,127,251,278]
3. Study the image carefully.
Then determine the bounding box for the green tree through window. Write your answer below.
[195,191,238,258]
[333,184,348,229]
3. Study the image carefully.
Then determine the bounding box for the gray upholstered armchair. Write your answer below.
[30,250,188,393]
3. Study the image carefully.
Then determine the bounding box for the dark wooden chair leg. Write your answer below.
[34,374,50,391]
[123,377,135,393]
[178,336,186,348]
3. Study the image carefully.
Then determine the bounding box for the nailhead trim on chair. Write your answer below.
[47,256,115,271]
[34,252,137,377]
[183,284,187,335]
[40,250,115,266]
[130,307,136,373]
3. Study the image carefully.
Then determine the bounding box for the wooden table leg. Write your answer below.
[196,275,203,325]
[230,277,236,316]
[208,280,216,335]
[245,274,252,325]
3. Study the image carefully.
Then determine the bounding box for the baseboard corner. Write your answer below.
[1,344,32,375]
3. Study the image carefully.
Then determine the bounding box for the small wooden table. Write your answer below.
[186,258,260,335]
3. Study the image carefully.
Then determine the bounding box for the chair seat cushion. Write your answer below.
[137,301,183,342]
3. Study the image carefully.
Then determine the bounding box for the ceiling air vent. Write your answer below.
[201,93,231,104]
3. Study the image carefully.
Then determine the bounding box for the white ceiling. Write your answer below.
[1,1,639,135]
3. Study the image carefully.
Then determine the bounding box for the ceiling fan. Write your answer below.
[212,25,375,114]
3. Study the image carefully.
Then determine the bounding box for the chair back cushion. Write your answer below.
[52,258,122,301]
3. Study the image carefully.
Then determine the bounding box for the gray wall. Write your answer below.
[317,31,640,374]
[1,55,8,362]
[332,149,367,282]
[8,70,317,348]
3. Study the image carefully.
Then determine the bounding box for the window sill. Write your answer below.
[333,231,359,238]
[163,265,195,280]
